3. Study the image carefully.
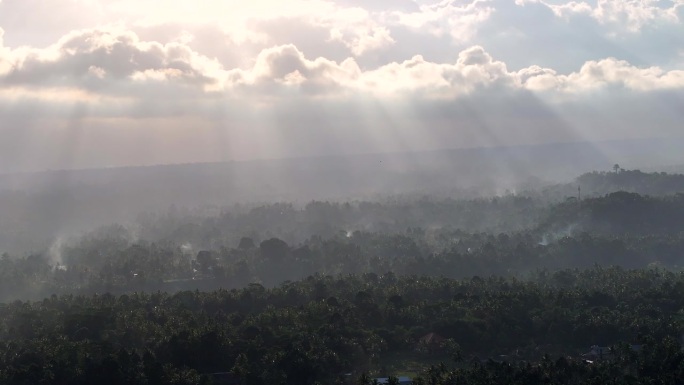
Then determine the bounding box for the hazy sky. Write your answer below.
[0,0,683,172]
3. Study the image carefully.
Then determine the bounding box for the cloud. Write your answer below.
[519,58,684,93]
[388,0,495,43]
[2,0,681,71]
[355,46,517,97]
[0,28,222,96]
[0,27,8,74]
[592,0,681,31]
[230,44,363,97]
[1,27,683,107]
[0,1,683,172]
[516,0,682,32]
[228,42,684,98]
[330,26,395,56]
[566,58,684,91]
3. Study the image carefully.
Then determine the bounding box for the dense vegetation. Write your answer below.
[7,188,684,300]
[2,268,684,384]
[3,169,684,384]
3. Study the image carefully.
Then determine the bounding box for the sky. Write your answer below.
[0,0,683,172]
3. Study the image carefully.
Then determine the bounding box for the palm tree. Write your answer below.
[357,372,371,385]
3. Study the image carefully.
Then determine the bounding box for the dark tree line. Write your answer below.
[2,268,684,384]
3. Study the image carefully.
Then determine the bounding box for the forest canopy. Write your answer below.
[3,169,684,384]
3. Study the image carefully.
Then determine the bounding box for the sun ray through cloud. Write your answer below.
[0,0,681,173]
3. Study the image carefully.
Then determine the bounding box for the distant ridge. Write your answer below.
[3,136,684,177]
[1,137,684,204]
[1,136,684,255]
[1,136,682,174]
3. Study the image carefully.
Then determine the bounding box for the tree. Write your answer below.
[356,372,371,385]
[238,237,256,249]
[195,251,215,274]
[259,238,290,262]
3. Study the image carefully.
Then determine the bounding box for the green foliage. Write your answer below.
[1,269,684,383]
[12,190,684,299]
[4,169,684,383]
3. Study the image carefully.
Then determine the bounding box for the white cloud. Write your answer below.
[330,26,395,56]
[548,1,593,18]
[96,0,397,55]
[0,28,223,92]
[237,44,362,96]
[516,0,682,32]
[593,0,680,31]
[2,27,683,103]
[0,27,9,75]
[564,58,684,91]
[518,65,561,90]
[356,45,516,97]
[389,0,494,42]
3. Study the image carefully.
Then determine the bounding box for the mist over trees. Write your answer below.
[4,161,684,384]
[2,140,683,255]
[7,188,684,302]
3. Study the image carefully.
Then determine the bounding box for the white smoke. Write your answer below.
[539,223,577,246]
[48,236,65,267]
[181,242,193,254]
